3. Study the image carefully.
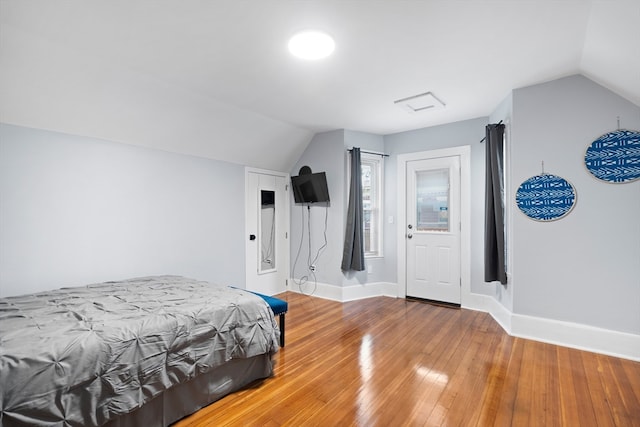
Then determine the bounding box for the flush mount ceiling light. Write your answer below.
[394,91,446,113]
[288,31,335,60]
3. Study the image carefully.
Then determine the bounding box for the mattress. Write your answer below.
[0,276,280,426]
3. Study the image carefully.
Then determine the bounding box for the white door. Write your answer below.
[406,156,461,304]
[245,169,289,295]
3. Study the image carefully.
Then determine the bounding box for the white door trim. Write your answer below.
[397,146,471,305]
[245,167,290,294]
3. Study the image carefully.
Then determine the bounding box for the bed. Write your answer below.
[0,275,280,427]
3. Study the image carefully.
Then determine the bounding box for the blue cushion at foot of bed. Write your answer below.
[246,291,288,347]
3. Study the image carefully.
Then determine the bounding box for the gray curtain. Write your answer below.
[484,124,507,284]
[341,147,365,271]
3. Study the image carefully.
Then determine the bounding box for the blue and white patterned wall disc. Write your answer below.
[585,129,640,183]
[516,174,576,221]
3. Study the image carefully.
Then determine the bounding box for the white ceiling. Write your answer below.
[1,1,639,171]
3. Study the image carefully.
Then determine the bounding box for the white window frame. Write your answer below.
[361,153,384,258]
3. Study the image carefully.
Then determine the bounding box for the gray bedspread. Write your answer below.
[0,276,280,427]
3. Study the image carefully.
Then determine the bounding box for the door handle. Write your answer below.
[407,233,413,239]
[249,234,256,241]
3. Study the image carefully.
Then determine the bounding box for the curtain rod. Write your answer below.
[347,148,389,157]
[480,120,503,143]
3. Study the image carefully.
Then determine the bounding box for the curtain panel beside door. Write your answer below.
[484,123,507,284]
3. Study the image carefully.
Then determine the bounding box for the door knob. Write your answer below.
[408,224,413,229]
[249,234,256,241]
[407,233,413,239]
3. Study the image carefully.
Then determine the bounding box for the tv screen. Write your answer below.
[291,172,330,203]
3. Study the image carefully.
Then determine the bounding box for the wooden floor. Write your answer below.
[175,292,640,426]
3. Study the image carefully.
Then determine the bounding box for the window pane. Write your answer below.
[360,157,382,257]
[416,168,449,232]
[362,163,373,254]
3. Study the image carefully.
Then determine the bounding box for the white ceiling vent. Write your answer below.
[394,91,446,113]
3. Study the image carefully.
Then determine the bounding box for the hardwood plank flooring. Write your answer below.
[174,292,640,426]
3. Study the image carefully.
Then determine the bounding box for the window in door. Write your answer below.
[415,168,450,232]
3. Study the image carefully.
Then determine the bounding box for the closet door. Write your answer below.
[245,169,289,295]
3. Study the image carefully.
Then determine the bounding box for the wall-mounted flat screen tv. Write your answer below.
[291,172,330,203]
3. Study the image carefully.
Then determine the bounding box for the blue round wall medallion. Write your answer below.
[516,174,576,221]
[585,129,640,183]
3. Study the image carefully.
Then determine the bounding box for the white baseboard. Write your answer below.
[463,293,513,332]
[510,313,640,362]
[286,280,639,361]
[287,280,398,302]
[464,294,640,362]
[342,282,398,301]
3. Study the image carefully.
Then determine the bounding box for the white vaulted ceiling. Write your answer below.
[1,1,638,171]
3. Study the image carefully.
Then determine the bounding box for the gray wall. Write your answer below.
[289,130,345,288]
[292,119,489,290]
[508,75,640,334]
[0,123,245,297]
[290,119,489,290]
[289,129,386,288]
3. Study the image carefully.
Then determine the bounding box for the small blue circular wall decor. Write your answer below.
[516,174,576,221]
[585,129,640,183]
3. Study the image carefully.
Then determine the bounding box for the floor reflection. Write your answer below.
[355,334,451,425]
[356,334,374,425]
[415,365,449,386]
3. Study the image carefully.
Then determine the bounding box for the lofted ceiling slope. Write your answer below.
[1,0,638,171]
